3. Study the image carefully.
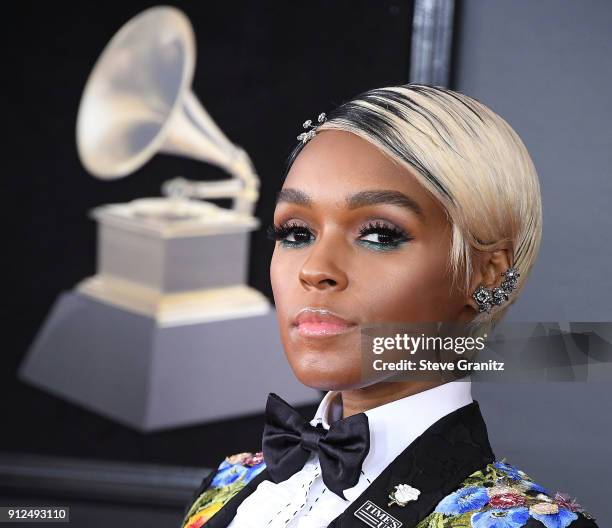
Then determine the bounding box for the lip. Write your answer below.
[292,307,358,338]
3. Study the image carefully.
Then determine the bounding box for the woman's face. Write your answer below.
[270,130,473,391]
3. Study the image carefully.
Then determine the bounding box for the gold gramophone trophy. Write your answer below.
[18,6,317,432]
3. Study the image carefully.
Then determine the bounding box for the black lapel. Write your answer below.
[204,467,273,528]
[330,400,495,528]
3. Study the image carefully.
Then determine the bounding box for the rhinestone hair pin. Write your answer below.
[472,266,520,314]
[297,112,327,144]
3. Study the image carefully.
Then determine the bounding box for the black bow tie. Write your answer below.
[262,392,370,500]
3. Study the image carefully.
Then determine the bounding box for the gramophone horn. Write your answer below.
[75,6,258,214]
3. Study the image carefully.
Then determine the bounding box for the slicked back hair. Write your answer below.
[283,84,542,326]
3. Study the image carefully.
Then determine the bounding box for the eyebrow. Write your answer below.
[275,188,426,221]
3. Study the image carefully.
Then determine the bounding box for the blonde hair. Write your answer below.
[285,84,542,328]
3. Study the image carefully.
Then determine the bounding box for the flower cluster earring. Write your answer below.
[472,266,520,314]
[297,112,327,144]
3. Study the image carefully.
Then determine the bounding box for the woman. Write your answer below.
[181,84,597,528]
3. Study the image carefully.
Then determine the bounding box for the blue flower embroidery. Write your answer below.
[530,508,578,528]
[471,507,530,528]
[434,486,489,515]
[493,461,524,481]
[211,458,266,487]
[211,463,248,487]
[245,462,266,482]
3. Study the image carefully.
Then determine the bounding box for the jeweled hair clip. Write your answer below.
[297,112,327,144]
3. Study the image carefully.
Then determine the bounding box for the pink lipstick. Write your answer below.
[292,308,358,337]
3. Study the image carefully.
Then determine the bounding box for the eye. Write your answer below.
[265,219,412,251]
[357,220,412,250]
[266,221,314,247]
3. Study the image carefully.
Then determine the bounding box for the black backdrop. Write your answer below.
[5,0,461,468]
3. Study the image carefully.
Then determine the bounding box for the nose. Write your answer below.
[298,232,349,291]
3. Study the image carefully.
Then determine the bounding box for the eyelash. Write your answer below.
[265,220,412,251]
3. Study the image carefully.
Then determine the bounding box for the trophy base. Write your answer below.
[18,290,318,432]
[77,274,271,327]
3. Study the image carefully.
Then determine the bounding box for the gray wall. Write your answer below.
[455,1,612,524]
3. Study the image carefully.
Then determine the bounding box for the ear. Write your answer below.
[465,248,512,313]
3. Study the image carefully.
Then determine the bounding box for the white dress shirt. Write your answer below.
[227,380,473,528]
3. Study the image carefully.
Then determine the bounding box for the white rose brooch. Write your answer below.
[388,483,421,507]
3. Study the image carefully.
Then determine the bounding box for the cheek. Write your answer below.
[270,248,292,316]
[358,247,458,323]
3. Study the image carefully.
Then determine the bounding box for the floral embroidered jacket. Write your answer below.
[180,402,598,528]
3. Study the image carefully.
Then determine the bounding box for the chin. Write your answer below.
[286,355,365,391]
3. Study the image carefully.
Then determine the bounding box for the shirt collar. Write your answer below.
[308,379,473,498]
